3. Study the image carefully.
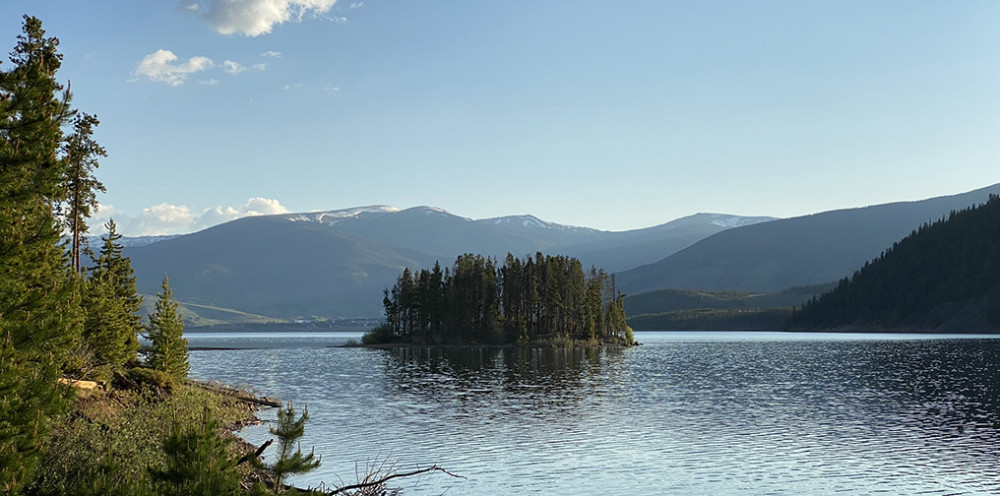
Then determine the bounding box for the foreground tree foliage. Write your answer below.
[150,409,243,496]
[263,402,321,493]
[0,16,81,492]
[369,253,634,345]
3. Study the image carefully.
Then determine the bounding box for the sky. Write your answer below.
[1,1,998,236]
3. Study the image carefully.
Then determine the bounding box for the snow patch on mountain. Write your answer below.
[484,215,600,233]
[703,213,776,228]
[286,205,400,225]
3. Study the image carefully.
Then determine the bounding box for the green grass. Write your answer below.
[28,382,266,496]
[627,307,795,331]
[139,297,286,328]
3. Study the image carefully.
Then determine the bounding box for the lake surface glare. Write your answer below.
[188,331,1000,495]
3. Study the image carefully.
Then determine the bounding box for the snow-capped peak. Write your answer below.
[287,205,400,225]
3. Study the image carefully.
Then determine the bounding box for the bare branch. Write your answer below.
[326,465,465,495]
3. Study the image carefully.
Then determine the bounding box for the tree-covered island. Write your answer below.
[364,253,636,346]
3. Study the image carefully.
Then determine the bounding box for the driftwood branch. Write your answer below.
[238,438,273,465]
[326,465,465,495]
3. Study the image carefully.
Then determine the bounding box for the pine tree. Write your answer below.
[266,402,320,492]
[59,112,106,273]
[145,275,189,381]
[150,409,242,496]
[0,16,81,492]
[84,219,143,371]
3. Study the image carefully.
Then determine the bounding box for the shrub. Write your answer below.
[126,367,175,392]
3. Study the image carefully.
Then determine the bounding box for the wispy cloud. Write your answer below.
[260,50,282,58]
[95,197,292,236]
[134,51,268,86]
[223,60,247,75]
[132,49,214,87]
[200,0,340,37]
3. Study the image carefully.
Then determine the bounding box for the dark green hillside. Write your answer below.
[624,286,831,315]
[127,215,438,319]
[624,284,830,331]
[790,195,1000,332]
[617,183,1000,295]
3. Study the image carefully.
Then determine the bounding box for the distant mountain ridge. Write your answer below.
[124,206,774,320]
[617,183,1000,295]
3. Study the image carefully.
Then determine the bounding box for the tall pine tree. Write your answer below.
[59,112,106,273]
[0,16,81,492]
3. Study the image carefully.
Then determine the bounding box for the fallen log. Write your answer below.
[58,378,101,390]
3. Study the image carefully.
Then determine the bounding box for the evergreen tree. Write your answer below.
[145,275,189,381]
[371,252,635,345]
[266,402,320,492]
[0,16,81,492]
[150,409,241,496]
[85,219,143,370]
[59,112,106,273]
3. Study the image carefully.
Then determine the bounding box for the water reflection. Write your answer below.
[378,345,631,421]
[189,333,1000,495]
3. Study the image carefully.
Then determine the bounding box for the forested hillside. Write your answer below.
[790,195,1000,331]
[616,183,1000,295]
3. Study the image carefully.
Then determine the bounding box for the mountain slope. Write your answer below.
[127,215,438,319]
[789,195,1000,331]
[564,213,775,272]
[617,183,1000,295]
[125,207,770,321]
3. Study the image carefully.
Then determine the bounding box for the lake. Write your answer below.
[187,331,1000,495]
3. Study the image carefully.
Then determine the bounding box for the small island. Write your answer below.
[364,253,635,346]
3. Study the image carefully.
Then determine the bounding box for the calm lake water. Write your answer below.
[187,331,1000,495]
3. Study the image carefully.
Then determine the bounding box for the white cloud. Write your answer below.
[133,49,214,87]
[260,50,282,58]
[224,60,267,75]
[202,0,339,37]
[223,60,246,75]
[349,2,363,9]
[201,78,221,85]
[94,198,291,236]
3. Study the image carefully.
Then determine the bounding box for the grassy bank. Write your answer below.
[26,379,274,496]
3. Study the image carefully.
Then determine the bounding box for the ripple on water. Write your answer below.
[189,333,1000,496]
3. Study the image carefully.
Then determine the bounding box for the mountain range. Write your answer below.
[616,183,1000,295]
[122,183,1000,323]
[124,207,772,320]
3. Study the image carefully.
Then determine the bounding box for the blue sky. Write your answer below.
[2,1,998,235]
